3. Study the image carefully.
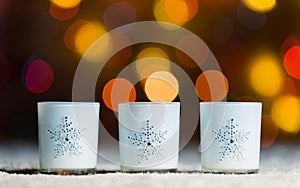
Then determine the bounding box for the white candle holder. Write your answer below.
[200,102,262,174]
[118,102,180,172]
[38,102,100,175]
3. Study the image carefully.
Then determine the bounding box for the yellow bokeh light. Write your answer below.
[153,0,184,27]
[65,20,111,58]
[153,0,198,27]
[75,21,107,55]
[271,95,300,134]
[249,54,282,97]
[135,48,170,79]
[165,0,189,23]
[145,71,179,102]
[242,0,276,13]
[51,0,80,9]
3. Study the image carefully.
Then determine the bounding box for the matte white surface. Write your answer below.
[118,102,180,170]
[200,102,262,172]
[38,102,99,169]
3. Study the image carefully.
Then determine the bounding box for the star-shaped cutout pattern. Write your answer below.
[47,116,86,158]
[212,118,251,162]
[127,120,168,164]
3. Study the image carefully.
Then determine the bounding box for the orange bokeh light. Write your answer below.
[195,70,229,101]
[284,45,300,79]
[102,78,136,112]
[49,3,79,21]
[280,35,300,58]
[64,19,87,52]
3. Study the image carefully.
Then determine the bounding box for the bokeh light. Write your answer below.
[249,54,283,96]
[280,36,300,58]
[74,20,108,55]
[175,35,208,68]
[0,54,11,86]
[51,0,80,9]
[103,2,137,30]
[23,57,54,94]
[195,70,229,101]
[242,0,276,13]
[261,114,278,148]
[236,2,267,30]
[64,20,111,62]
[271,95,300,134]
[135,48,170,80]
[49,3,79,21]
[102,78,136,112]
[283,45,300,79]
[145,71,179,102]
[153,0,198,26]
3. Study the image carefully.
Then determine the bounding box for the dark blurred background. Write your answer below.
[1,0,300,147]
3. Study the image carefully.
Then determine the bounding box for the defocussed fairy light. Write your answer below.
[271,95,300,134]
[280,36,300,57]
[236,2,267,30]
[102,78,136,112]
[242,0,276,13]
[249,54,283,97]
[195,70,229,102]
[49,3,79,21]
[51,0,80,9]
[64,20,112,62]
[284,45,300,79]
[22,57,54,94]
[261,114,278,148]
[103,2,137,30]
[0,54,11,86]
[145,71,179,102]
[74,21,108,55]
[175,35,208,68]
[135,47,170,84]
[153,0,198,27]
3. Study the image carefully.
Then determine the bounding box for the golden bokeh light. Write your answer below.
[64,20,112,62]
[195,70,229,101]
[74,21,108,55]
[135,48,170,80]
[249,54,283,97]
[145,71,179,102]
[49,3,79,21]
[261,114,278,148]
[271,95,300,134]
[242,0,276,13]
[154,0,183,26]
[51,0,80,9]
[153,0,198,27]
[102,78,136,112]
[164,0,189,23]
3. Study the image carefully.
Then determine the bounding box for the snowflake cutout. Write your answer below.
[212,118,251,162]
[47,116,86,159]
[127,120,168,164]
